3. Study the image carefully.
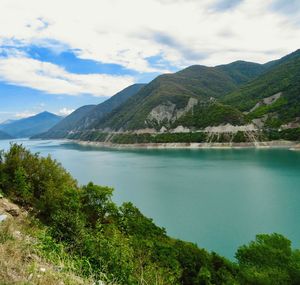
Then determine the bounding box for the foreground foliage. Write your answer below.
[0,144,300,284]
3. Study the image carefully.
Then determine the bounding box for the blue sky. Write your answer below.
[0,0,299,122]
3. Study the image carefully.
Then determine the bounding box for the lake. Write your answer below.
[1,138,300,259]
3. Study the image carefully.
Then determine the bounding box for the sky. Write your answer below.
[0,0,300,123]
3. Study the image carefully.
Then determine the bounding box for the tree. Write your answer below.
[81,182,117,227]
[236,233,294,285]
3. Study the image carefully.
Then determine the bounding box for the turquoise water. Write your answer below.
[1,139,300,259]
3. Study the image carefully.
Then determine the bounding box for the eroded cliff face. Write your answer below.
[245,92,282,114]
[147,97,198,126]
[147,101,176,124]
[204,123,257,133]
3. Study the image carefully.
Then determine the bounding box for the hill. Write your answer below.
[222,49,300,129]
[36,84,146,139]
[0,198,93,285]
[33,105,96,139]
[89,62,265,131]
[0,112,62,138]
[34,50,300,144]
[0,130,14,140]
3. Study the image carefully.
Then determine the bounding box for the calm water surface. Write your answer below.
[1,139,300,259]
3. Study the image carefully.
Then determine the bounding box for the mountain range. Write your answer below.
[34,49,300,143]
[0,111,62,138]
[0,130,14,140]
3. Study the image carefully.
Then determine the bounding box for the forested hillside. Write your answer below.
[37,84,146,139]
[33,50,300,144]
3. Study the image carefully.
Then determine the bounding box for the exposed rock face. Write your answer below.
[204,123,257,133]
[0,198,21,217]
[133,128,156,134]
[147,97,198,125]
[174,98,198,120]
[171,126,191,133]
[148,101,176,124]
[280,117,300,130]
[249,92,282,113]
[252,115,268,128]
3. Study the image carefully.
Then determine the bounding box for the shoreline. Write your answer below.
[72,139,300,150]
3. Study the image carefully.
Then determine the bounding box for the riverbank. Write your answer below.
[74,139,300,150]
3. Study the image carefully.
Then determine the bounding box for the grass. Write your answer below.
[0,207,97,285]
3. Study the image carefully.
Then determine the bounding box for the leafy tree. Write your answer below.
[236,233,299,285]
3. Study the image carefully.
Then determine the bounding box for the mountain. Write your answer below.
[0,130,14,140]
[87,62,265,131]
[0,111,62,138]
[216,60,266,85]
[35,84,146,138]
[33,105,96,139]
[0,119,17,125]
[35,49,300,144]
[222,49,300,128]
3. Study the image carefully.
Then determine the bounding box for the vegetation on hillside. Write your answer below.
[35,84,146,139]
[91,63,265,131]
[33,105,96,139]
[32,50,300,139]
[174,102,246,129]
[0,208,95,284]
[1,144,300,284]
[223,51,300,126]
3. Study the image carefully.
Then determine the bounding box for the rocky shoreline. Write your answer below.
[73,140,300,150]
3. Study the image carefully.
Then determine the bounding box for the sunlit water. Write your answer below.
[1,138,300,259]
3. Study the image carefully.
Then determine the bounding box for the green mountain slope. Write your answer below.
[36,84,146,139]
[34,105,96,139]
[222,50,300,128]
[78,83,146,129]
[0,112,62,138]
[216,60,266,85]
[32,49,300,142]
[91,62,265,131]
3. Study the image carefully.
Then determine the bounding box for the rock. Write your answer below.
[170,125,190,133]
[148,101,176,123]
[13,230,22,239]
[204,123,257,134]
[249,92,282,113]
[0,198,21,216]
[0,214,7,222]
[147,97,198,125]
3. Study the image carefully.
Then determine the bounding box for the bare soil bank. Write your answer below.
[73,140,300,150]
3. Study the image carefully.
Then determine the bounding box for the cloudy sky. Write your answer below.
[0,0,299,122]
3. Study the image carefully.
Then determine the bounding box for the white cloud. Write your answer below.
[0,0,299,73]
[57,107,74,116]
[15,111,37,119]
[0,56,135,96]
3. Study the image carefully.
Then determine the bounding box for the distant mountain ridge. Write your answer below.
[0,111,62,138]
[34,49,300,143]
[35,105,96,139]
[0,130,14,140]
[36,84,146,138]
